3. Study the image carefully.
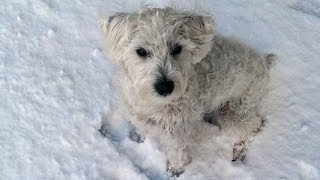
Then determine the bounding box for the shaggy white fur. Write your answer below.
[99,7,274,176]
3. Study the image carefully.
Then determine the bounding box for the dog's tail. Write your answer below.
[265,53,276,69]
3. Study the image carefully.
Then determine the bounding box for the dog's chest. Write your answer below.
[132,101,186,128]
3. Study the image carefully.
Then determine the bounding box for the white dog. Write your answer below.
[99,7,274,176]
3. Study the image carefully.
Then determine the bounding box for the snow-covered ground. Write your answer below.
[1,0,320,179]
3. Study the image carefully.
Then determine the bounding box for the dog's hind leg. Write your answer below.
[218,83,267,162]
[219,106,265,162]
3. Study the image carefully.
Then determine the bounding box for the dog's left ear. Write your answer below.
[99,12,136,62]
[182,15,215,64]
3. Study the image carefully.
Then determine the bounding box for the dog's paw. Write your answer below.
[232,140,247,162]
[166,161,185,177]
[129,128,145,143]
[166,155,191,177]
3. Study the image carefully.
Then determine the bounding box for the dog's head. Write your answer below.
[100,7,215,104]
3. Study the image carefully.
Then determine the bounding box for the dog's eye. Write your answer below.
[170,45,182,56]
[136,48,148,57]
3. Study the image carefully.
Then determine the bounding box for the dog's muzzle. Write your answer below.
[154,78,174,96]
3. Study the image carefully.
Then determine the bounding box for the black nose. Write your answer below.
[154,79,174,96]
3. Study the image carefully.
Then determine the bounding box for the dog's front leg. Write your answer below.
[164,111,201,177]
[166,136,192,177]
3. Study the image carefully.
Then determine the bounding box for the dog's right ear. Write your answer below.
[99,13,135,62]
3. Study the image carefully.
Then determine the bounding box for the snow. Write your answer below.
[1,0,320,179]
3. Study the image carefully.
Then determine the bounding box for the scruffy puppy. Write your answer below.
[99,7,274,176]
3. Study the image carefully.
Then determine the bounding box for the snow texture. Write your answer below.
[1,0,320,179]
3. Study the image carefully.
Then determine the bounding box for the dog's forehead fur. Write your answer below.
[100,7,215,63]
[134,8,210,47]
[134,11,179,49]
